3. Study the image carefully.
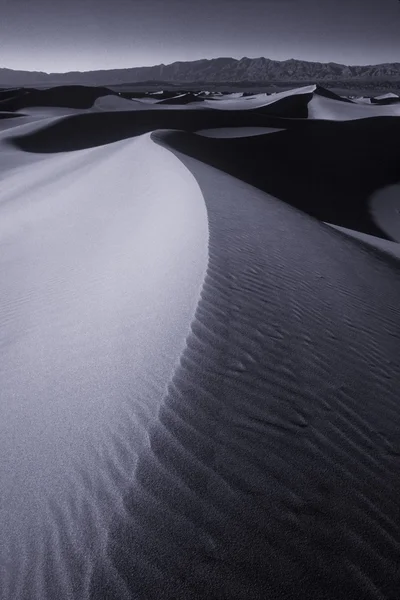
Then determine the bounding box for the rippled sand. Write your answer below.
[1,85,400,599]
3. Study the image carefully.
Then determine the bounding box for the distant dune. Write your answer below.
[1,83,400,600]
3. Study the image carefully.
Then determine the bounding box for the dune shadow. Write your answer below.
[8,108,305,153]
[153,117,400,239]
[0,112,24,121]
[0,85,120,111]
[94,141,400,600]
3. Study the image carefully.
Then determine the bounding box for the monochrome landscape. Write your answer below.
[1,3,400,597]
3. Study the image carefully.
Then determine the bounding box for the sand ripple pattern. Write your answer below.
[98,135,400,599]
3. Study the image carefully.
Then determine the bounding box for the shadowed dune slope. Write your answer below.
[4,84,400,119]
[140,118,400,239]
[8,109,304,152]
[326,224,400,261]
[0,112,23,121]
[314,85,354,103]
[92,95,145,111]
[2,83,313,115]
[93,132,400,600]
[308,94,400,119]
[0,85,120,111]
[0,88,29,106]
[371,93,400,105]
[203,90,313,117]
[196,126,286,138]
[9,112,400,239]
[249,93,310,117]
[369,183,400,242]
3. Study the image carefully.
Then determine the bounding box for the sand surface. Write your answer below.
[308,93,400,119]
[0,133,208,600]
[1,84,400,600]
[369,184,400,242]
[326,223,400,260]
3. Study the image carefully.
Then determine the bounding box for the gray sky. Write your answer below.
[1,0,399,72]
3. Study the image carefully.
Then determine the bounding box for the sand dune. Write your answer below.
[369,183,400,242]
[92,95,145,111]
[326,223,400,260]
[5,83,400,121]
[2,84,400,600]
[200,85,314,118]
[0,85,120,111]
[0,111,22,120]
[308,92,400,119]
[7,108,297,152]
[203,85,316,109]
[148,118,400,239]
[0,133,208,600]
[371,93,400,105]
[313,85,354,103]
[95,130,400,600]
[352,96,372,104]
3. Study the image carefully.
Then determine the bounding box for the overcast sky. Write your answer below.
[1,0,399,72]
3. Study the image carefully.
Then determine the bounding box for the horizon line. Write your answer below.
[2,55,400,75]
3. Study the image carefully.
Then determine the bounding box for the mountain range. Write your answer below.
[1,57,400,87]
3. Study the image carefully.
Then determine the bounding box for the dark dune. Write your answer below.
[94,135,400,600]
[0,85,120,111]
[370,97,400,106]
[154,118,400,239]
[8,108,301,153]
[0,90,29,110]
[9,102,400,240]
[0,112,23,121]
[2,82,312,113]
[314,85,354,103]
[0,88,28,102]
[249,92,311,117]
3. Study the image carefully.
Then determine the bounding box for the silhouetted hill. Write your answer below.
[1,57,400,87]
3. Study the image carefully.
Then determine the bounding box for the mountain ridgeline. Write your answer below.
[1,57,400,87]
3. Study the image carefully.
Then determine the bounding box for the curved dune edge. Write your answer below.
[4,84,400,123]
[308,93,400,120]
[325,223,400,260]
[0,115,69,179]
[6,109,303,153]
[203,85,316,111]
[9,113,400,245]
[0,133,209,600]
[92,95,145,111]
[369,183,400,242]
[147,121,400,241]
[95,132,400,600]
